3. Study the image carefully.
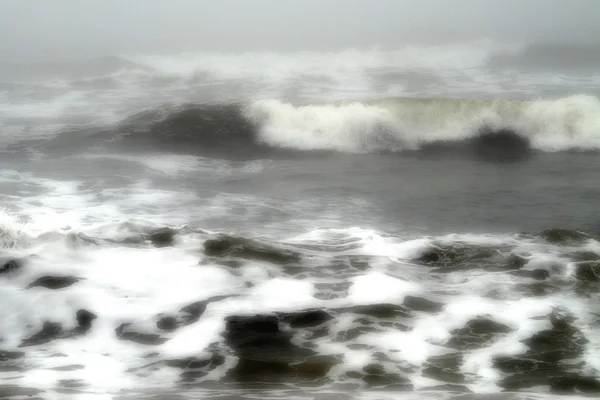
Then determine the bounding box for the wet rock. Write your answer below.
[203,234,301,264]
[336,326,381,342]
[166,354,226,370]
[551,376,600,394]
[49,364,85,371]
[0,385,43,399]
[115,323,169,346]
[493,310,590,391]
[344,365,412,389]
[515,281,560,297]
[423,353,464,384]
[403,295,444,313]
[156,315,178,332]
[75,309,97,332]
[567,251,600,262]
[413,244,520,273]
[422,384,472,393]
[0,260,21,275]
[574,261,600,282]
[57,379,85,388]
[20,322,63,347]
[223,313,339,383]
[0,351,24,361]
[447,318,512,350]
[145,227,177,248]
[539,228,590,245]
[335,303,412,319]
[27,275,81,290]
[522,319,588,362]
[509,269,550,280]
[178,295,233,326]
[506,253,529,268]
[277,309,333,328]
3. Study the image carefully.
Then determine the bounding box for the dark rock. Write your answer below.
[156,315,178,332]
[57,379,85,388]
[522,325,587,362]
[403,295,444,313]
[423,353,464,384]
[0,385,43,398]
[49,364,85,371]
[335,303,412,319]
[413,244,520,273]
[0,351,24,361]
[75,309,97,332]
[514,281,560,297]
[336,326,381,342]
[344,367,412,389]
[166,354,226,370]
[223,313,338,383]
[506,253,529,268]
[422,384,471,393]
[567,251,600,262]
[574,261,600,282]
[493,311,590,391]
[203,234,301,264]
[510,269,550,280]
[145,227,177,247]
[422,365,465,384]
[27,275,80,290]
[493,356,559,374]
[539,229,590,245]
[178,295,233,325]
[0,260,21,275]
[447,318,512,350]
[277,309,333,328]
[20,322,63,347]
[115,323,169,346]
[551,376,600,394]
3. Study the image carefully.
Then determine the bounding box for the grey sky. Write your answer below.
[1,0,599,60]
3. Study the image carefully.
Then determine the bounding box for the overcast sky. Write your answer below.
[1,0,599,60]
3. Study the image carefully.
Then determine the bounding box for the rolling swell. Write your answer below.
[19,94,600,160]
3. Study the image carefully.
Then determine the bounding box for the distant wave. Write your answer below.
[15,94,600,160]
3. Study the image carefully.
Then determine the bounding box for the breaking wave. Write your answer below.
[17,94,600,159]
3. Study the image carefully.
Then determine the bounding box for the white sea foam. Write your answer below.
[246,95,600,152]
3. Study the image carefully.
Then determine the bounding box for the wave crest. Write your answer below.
[246,95,600,153]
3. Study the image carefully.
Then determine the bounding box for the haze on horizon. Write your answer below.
[0,0,599,61]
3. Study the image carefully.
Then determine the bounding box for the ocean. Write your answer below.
[1,39,600,399]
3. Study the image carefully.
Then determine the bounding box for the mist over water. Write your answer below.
[2,1,600,399]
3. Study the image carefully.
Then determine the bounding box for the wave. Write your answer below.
[16,94,600,159]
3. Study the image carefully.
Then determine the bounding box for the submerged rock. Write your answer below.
[423,353,465,384]
[493,310,592,392]
[145,227,178,248]
[27,275,81,290]
[573,261,600,282]
[447,318,512,350]
[115,323,169,346]
[223,313,339,383]
[20,322,63,347]
[75,309,97,332]
[0,260,21,275]
[19,309,97,347]
[203,234,301,264]
[403,295,444,313]
[539,229,590,245]
[412,244,521,272]
[334,303,412,319]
